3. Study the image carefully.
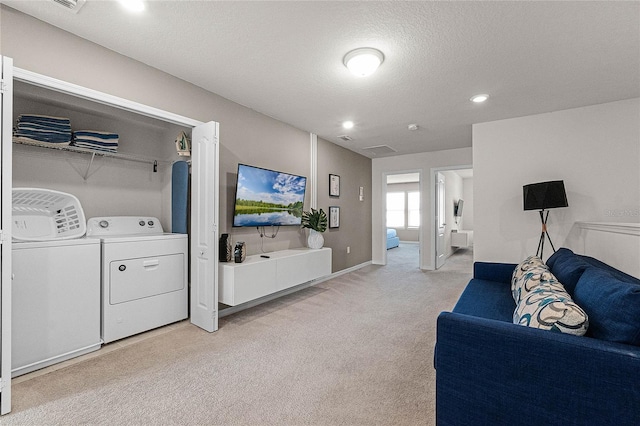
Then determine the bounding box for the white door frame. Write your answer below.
[435,172,446,269]
[430,165,473,270]
[381,169,423,269]
[1,56,14,416]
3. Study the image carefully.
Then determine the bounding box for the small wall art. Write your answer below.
[329,174,340,197]
[329,206,340,228]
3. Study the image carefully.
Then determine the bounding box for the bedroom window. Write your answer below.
[387,191,420,229]
[386,192,405,227]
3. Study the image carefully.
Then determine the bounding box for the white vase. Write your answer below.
[307,229,324,249]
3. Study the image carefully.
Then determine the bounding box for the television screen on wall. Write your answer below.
[455,199,464,217]
[232,163,307,227]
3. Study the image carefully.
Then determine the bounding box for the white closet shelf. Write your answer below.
[13,137,172,166]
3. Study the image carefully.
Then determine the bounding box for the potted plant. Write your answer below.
[301,208,328,249]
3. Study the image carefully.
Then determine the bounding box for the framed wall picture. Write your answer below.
[329,174,340,197]
[329,206,340,228]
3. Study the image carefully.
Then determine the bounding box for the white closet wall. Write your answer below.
[12,81,190,230]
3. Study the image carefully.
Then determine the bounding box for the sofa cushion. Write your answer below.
[513,282,589,336]
[573,268,640,345]
[453,278,515,322]
[546,248,591,295]
[577,254,640,286]
[546,247,570,269]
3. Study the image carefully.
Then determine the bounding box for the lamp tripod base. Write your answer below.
[536,209,556,259]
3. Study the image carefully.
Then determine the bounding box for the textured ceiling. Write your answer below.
[2,1,639,158]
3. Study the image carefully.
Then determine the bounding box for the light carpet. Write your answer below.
[5,245,472,425]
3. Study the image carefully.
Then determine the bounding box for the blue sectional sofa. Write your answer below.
[435,248,640,426]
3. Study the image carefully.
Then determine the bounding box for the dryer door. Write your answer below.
[109,254,185,304]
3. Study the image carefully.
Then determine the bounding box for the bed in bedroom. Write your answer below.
[387,228,400,249]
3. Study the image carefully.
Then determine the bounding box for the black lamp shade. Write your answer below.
[523,180,568,211]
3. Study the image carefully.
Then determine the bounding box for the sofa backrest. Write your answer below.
[547,247,640,346]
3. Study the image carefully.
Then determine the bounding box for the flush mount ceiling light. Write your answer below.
[343,48,384,77]
[342,120,354,129]
[117,0,145,12]
[470,94,490,103]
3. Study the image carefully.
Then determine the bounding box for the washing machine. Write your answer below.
[86,216,188,343]
[12,238,102,377]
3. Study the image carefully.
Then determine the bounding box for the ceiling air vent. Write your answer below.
[337,135,353,142]
[51,0,86,13]
[362,145,397,156]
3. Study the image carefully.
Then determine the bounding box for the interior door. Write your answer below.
[0,56,13,415]
[190,121,219,332]
[435,172,446,269]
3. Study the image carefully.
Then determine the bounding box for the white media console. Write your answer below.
[219,247,332,306]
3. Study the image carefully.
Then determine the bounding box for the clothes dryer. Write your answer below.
[87,216,188,343]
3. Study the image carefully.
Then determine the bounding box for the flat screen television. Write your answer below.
[232,163,307,227]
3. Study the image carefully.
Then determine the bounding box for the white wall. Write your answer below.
[372,147,473,270]
[473,98,640,264]
[461,177,474,230]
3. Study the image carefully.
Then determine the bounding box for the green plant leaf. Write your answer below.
[301,208,327,232]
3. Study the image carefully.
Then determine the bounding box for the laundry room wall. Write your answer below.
[0,5,373,264]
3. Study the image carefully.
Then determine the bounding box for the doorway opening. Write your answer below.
[384,171,421,269]
[432,167,473,270]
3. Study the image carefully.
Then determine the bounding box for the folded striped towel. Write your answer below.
[14,114,72,144]
[18,114,71,127]
[71,130,119,153]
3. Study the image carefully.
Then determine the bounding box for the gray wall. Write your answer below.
[1,6,372,271]
[317,137,372,272]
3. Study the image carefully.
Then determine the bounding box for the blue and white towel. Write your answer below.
[72,130,119,153]
[14,114,72,145]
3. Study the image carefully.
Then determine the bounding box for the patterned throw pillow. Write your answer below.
[511,255,553,304]
[513,282,589,336]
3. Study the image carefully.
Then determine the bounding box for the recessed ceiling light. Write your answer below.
[343,48,384,77]
[470,94,489,103]
[117,0,145,13]
[408,124,419,131]
[342,120,354,129]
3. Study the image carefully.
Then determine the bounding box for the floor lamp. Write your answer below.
[523,180,568,259]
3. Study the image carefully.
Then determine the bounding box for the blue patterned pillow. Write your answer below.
[514,281,589,336]
[511,256,553,304]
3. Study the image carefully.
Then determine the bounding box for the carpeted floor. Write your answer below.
[5,245,472,425]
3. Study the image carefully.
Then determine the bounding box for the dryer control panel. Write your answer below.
[87,216,164,236]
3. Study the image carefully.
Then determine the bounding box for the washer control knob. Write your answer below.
[139,220,145,226]
[148,220,154,226]
[99,220,109,228]
[119,265,126,271]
